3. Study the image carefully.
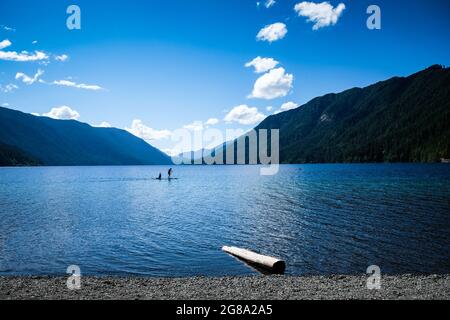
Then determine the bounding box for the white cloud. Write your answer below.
[0,40,49,62]
[126,119,172,142]
[294,1,346,30]
[274,101,299,114]
[52,79,104,91]
[280,101,299,111]
[0,39,12,50]
[1,103,10,107]
[245,56,279,74]
[265,0,276,8]
[96,121,112,128]
[55,54,69,62]
[32,40,38,45]
[183,121,204,131]
[0,83,18,93]
[266,106,273,111]
[15,69,44,85]
[249,67,294,100]
[0,39,50,62]
[42,106,80,120]
[205,118,219,126]
[256,22,287,43]
[0,50,49,62]
[224,105,266,125]
[1,25,15,32]
[13,71,104,91]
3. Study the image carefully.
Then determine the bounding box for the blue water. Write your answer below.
[0,164,449,277]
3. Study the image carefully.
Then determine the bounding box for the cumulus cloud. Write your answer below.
[32,40,38,45]
[55,54,69,62]
[294,1,346,30]
[274,101,299,114]
[2,103,10,107]
[96,121,112,128]
[0,40,49,62]
[42,106,80,120]
[224,105,266,125]
[52,79,104,91]
[0,50,49,62]
[0,39,50,62]
[249,67,294,100]
[0,83,18,93]
[265,0,276,8]
[15,69,44,85]
[126,120,172,142]
[280,101,299,111]
[245,56,279,74]
[256,22,287,43]
[0,39,12,50]
[205,118,219,126]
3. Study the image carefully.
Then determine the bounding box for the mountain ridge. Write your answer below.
[252,64,450,163]
[0,107,172,166]
[2,65,449,166]
[192,65,449,164]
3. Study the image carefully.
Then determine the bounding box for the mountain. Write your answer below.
[210,65,449,164]
[0,107,172,166]
[3,65,448,166]
[0,142,42,166]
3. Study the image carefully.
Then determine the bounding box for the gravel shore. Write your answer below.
[1,274,449,300]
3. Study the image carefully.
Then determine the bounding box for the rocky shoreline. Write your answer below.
[1,274,449,300]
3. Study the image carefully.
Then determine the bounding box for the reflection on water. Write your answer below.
[0,164,449,276]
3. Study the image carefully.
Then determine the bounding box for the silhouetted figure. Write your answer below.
[168,168,173,179]
[157,173,162,180]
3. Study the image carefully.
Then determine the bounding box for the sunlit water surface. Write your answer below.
[0,164,449,276]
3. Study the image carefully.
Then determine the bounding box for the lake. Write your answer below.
[0,164,449,277]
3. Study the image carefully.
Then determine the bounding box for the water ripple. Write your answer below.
[0,164,449,276]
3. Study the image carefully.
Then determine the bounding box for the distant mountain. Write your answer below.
[210,65,449,164]
[0,107,172,166]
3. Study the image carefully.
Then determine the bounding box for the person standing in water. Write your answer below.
[157,172,162,180]
[168,168,173,179]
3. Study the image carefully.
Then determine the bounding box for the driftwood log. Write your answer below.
[222,246,286,274]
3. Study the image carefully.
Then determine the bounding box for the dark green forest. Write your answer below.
[253,65,449,163]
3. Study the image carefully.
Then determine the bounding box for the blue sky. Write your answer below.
[1,0,449,154]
